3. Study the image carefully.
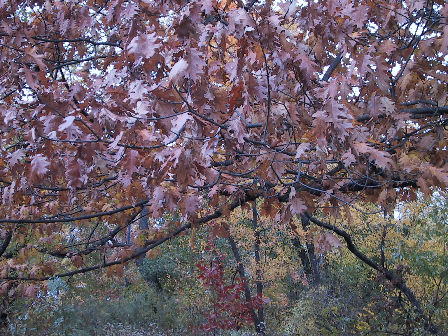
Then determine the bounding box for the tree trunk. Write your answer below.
[135,206,151,284]
[291,215,321,285]
[226,231,264,334]
[252,203,266,334]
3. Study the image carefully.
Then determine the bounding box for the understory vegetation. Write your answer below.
[5,193,448,335]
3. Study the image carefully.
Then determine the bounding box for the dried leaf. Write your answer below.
[315,232,343,255]
[169,59,189,83]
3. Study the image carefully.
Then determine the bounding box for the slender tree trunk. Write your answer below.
[135,206,153,287]
[252,203,266,334]
[226,233,262,333]
[291,237,312,276]
[135,206,149,268]
[291,215,321,285]
[300,215,321,285]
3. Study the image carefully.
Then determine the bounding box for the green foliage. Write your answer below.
[8,278,194,335]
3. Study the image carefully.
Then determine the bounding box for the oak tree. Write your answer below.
[1,0,447,333]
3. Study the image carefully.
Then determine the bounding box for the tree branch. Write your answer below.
[0,199,149,224]
[321,51,343,82]
[1,190,260,281]
[0,231,13,257]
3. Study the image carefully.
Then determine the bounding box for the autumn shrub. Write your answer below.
[196,254,253,332]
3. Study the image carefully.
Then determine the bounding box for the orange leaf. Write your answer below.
[228,81,244,111]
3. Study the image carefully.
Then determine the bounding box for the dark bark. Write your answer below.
[357,105,448,122]
[291,237,312,276]
[300,215,320,285]
[321,51,343,82]
[252,203,266,333]
[135,206,149,268]
[226,232,263,334]
[0,231,12,257]
[0,199,150,224]
[134,206,164,290]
